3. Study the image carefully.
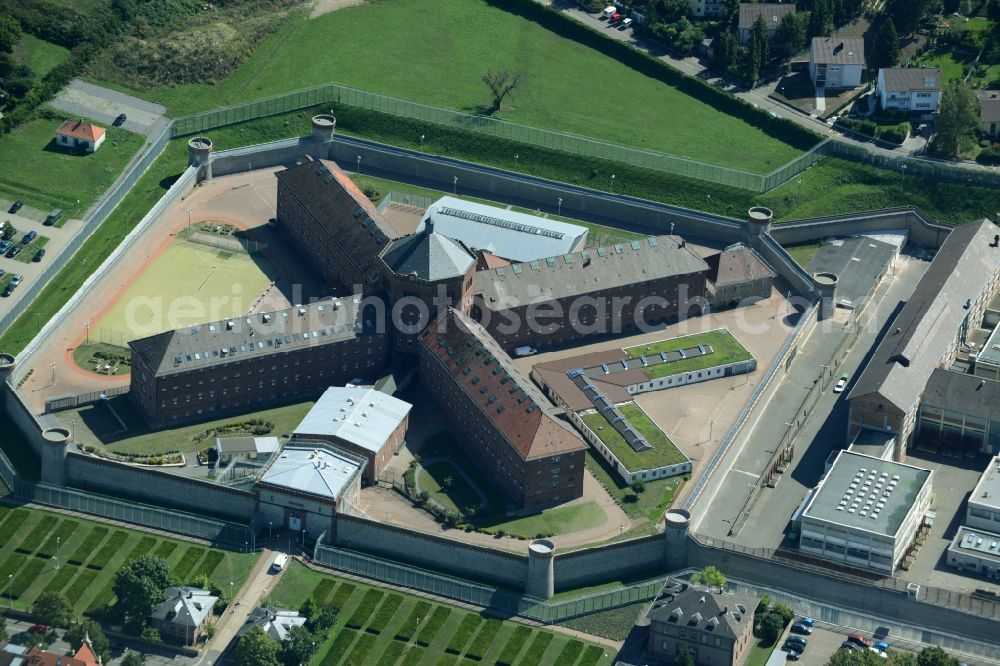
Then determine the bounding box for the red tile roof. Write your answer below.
[420,308,587,461]
[56,119,105,142]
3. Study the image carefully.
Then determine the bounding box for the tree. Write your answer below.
[281,625,317,666]
[691,565,726,588]
[113,554,173,627]
[757,612,784,645]
[647,0,692,24]
[0,14,21,55]
[311,604,338,632]
[677,646,696,666]
[989,0,1000,22]
[807,0,832,39]
[299,595,320,621]
[32,592,73,627]
[66,620,111,663]
[748,15,771,82]
[872,19,900,70]
[714,30,740,73]
[886,0,932,34]
[930,81,980,158]
[631,478,646,494]
[235,626,281,666]
[140,627,161,644]
[481,69,522,114]
[776,13,807,54]
[917,646,959,666]
[771,602,794,627]
[828,647,886,666]
[121,652,144,666]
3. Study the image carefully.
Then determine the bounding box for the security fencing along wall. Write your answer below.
[45,385,129,413]
[821,138,1000,188]
[171,80,818,193]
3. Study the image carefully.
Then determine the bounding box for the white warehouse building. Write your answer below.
[798,451,932,574]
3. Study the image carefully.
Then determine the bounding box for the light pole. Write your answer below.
[49,362,56,387]
[356,155,361,174]
[70,419,75,446]
[6,574,11,610]
[557,197,563,217]
[610,174,615,193]
[187,209,193,231]
[514,154,519,171]
[55,536,60,570]
[709,419,715,440]
[453,176,458,195]
[269,521,273,543]
[420,134,425,145]
[670,222,675,236]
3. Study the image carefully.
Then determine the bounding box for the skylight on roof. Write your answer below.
[512,264,523,274]
[545,257,556,267]
[648,237,658,246]
[530,260,540,270]
[630,240,641,250]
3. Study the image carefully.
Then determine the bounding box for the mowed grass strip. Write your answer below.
[321,627,359,665]
[344,632,378,665]
[172,546,207,581]
[64,569,98,602]
[372,640,406,665]
[88,530,128,570]
[68,526,108,566]
[0,554,29,595]
[496,625,531,665]
[553,639,586,666]
[445,614,481,655]
[416,606,451,646]
[10,558,45,598]
[42,565,78,596]
[154,541,178,559]
[394,601,432,641]
[329,582,356,611]
[465,618,503,661]
[365,594,403,635]
[192,550,224,579]
[15,514,57,554]
[0,510,29,543]
[522,632,555,663]
[345,589,384,629]
[399,646,426,666]
[312,578,336,603]
[580,645,607,665]
[122,536,157,563]
[37,519,80,559]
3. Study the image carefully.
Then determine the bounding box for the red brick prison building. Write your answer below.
[129,297,389,427]
[419,308,588,509]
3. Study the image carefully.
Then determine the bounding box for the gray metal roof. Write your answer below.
[949,525,1000,564]
[293,386,412,454]
[258,443,364,500]
[420,196,588,262]
[802,450,931,538]
[922,369,1000,421]
[130,297,366,377]
[239,607,307,643]
[848,219,1000,411]
[811,37,865,65]
[879,67,941,92]
[150,587,218,629]
[738,3,795,30]
[807,235,898,309]
[704,242,776,289]
[646,578,756,641]
[476,236,707,311]
[969,455,1000,513]
[381,228,474,282]
[215,436,280,454]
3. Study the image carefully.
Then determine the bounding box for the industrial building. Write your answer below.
[916,370,1000,456]
[797,450,933,574]
[947,526,1000,580]
[967,455,1000,533]
[848,219,1000,461]
[291,386,412,484]
[419,308,588,509]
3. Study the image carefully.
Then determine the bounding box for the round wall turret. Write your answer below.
[663,509,691,572]
[745,207,773,243]
[311,115,337,157]
[0,352,15,380]
[525,539,556,599]
[813,272,839,320]
[41,426,70,485]
[187,137,214,180]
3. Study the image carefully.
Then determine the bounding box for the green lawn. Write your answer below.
[417,461,484,515]
[70,342,131,377]
[90,0,802,172]
[912,48,966,84]
[12,34,70,78]
[61,396,314,455]
[783,242,822,269]
[626,329,752,379]
[561,600,649,641]
[580,404,686,472]
[473,501,607,539]
[12,236,49,263]
[0,505,256,616]
[746,636,779,666]
[0,111,145,219]
[583,450,682,532]
[269,561,615,666]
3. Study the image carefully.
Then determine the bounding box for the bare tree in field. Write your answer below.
[481,69,522,114]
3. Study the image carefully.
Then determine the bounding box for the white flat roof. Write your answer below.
[421,196,588,262]
[970,455,1000,512]
[949,526,1000,564]
[259,445,362,500]
[293,387,411,454]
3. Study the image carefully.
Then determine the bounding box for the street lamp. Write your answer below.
[6,574,11,610]
[356,155,362,174]
[85,321,90,344]
[670,222,675,236]
[49,362,56,387]
[269,521,273,543]
[557,197,563,217]
[453,176,458,194]
[420,134,425,145]
[55,537,60,570]
[610,174,615,192]
[187,209,193,231]
[514,154,519,171]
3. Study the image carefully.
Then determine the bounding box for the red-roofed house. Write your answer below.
[55,119,106,153]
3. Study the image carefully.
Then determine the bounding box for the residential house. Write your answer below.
[689,0,725,18]
[737,3,796,45]
[875,68,941,112]
[55,119,105,153]
[149,586,219,646]
[646,578,757,666]
[0,641,100,666]
[240,607,307,642]
[978,90,1000,138]
[809,37,865,88]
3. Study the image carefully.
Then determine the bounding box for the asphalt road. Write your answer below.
[50,80,169,140]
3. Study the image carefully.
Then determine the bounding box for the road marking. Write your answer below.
[731,469,759,479]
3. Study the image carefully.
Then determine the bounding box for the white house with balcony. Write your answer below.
[809,37,865,89]
[875,68,941,113]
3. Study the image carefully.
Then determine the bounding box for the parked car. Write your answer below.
[791,623,813,635]
[114,113,127,126]
[8,200,23,214]
[32,249,45,262]
[797,617,815,627]
[2,283,14,297]
[847,633,871,648]
[28,624,50,636]
[784,636,808,648]
[0,241,11,254]
[602,5,617,17]
[5,245,21,259]
[873,641,890,652]
[270,553,288,572]
[783,649,801,661]
[21,230,37,244]
[44,208,62,226]
[620,17,633,28]
[610,11,622,22]
[841,642,860,651]
[11,274,23,286]
[834,373,849,393]
[514,346,538,357]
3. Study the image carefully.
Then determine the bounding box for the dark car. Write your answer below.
[791,623,813,635]
[783,649,801,661]
[8,200,22,214]
[2,283,14,297]
[114,113,127,126]
[841,642,860,651]
[5,245,21,259]
[0,241,11,254]
[33,249,45,262]
[21,230,37,244]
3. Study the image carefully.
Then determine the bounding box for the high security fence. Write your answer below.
[821,138,1000,187]
[313,544,666,623]
[171,80,814,193]
[0,125,172,342]
[45,385,130,412]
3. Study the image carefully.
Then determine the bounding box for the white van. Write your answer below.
[270,553,288,572]
[602,5,617,18]
[514,346,538,357]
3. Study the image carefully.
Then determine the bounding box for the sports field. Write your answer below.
[269,561,615,666]
[92,236,276,341]
[91,0,802,172]
[0,504,256,617]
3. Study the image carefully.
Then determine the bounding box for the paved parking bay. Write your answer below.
[50,79,168,138]
[791,625,855,666]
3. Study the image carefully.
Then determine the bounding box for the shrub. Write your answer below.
[631,479,646,494]
[978,146,1000,164]
[877,123,909,145]
[140,627,160,644]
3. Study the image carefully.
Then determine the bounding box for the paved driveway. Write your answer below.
[50,80,168,138]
